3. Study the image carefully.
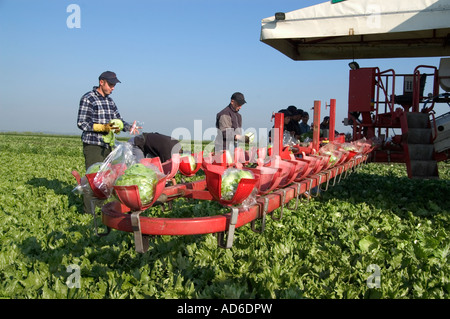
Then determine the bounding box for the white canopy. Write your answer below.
[260,0,450,60]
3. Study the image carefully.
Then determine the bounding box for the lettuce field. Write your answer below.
[0,133,449,299]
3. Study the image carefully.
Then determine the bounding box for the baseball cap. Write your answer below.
[293,109,303,116]
[231,92,246,106]
[287,105,297,113]
[99,71,121,84]
[278,109,293,117]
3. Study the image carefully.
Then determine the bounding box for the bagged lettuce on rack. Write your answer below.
[180,154,197,171]
[72,162,110,196]
[221,168,254,201]
[114,163,160,206]
[93,142,136,198]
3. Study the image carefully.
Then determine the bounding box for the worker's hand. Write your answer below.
[130,120,143,135]
[235,134,250,144]
[110,123,121,134]
[93,123,120,133]
[93,123,112,133]
[245,132,255,143]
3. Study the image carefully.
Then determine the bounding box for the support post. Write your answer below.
[217,207,239,249]
[312,100,321,151]
[131,210,150,253]
[329,99,336,141]
[273,112,284,157]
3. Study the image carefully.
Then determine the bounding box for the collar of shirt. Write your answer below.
[92,86,110,98]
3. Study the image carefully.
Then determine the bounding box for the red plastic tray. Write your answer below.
[203,164,259,206]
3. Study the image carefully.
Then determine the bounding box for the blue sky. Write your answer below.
[0,0,445,141]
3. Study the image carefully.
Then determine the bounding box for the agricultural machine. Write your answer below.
[71,0,450,253]
[344,57,450,179]
[259,0,450,179]
[72,116,372,253]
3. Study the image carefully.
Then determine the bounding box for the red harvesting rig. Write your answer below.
[72,123,371,253]
[344,58,450,179]
[260,0,450,179]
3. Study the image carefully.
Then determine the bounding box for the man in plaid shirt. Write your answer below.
[77,71,132,165]
[77,71,131,214]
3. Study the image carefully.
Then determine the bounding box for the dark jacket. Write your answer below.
[215,104,242,151]
[132,132,181,163]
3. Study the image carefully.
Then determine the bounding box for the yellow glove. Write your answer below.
[93,123,115,133]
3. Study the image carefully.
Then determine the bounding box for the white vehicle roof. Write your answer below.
[260,0,450,60]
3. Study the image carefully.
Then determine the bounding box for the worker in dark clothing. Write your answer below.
[320,116,330,129]
[286,109,303,139]
[299,112,311,134]
[129,132,182,163]
[268,109,294,142]
[320,116,339,136]
[215,92,248,152]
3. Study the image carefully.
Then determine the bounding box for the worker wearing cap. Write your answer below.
[320,116,330,130]
[77,71,132,214]
[299,112,311,134]
[268,109,294,142]
[77,71,132,167]
[320,116,339,136]
[215,92,249,152]
[285,108,303,139]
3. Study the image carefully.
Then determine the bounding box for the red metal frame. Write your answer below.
[71,105,375,252]
[329,99,336,141]
[101,154,367,237]
[347,63,449,173]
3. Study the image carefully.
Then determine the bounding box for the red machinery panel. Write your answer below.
[348,68,376,113]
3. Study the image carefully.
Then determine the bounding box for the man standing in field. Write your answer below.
[77,71,131,214]
[214,92,249,154]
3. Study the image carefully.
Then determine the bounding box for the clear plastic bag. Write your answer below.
[240,187,257,209]
[72,162,104,196]
[113,162,166,207]
[221,168,256,202]
[283,131,296,147]
[93,142,137,198]
[72,175,91,196]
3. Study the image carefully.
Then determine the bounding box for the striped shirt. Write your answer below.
[77,86,130,147]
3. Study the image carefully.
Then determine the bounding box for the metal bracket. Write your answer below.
[310,174,322,197]
[251,197,268,234]
[272,189,286,221]
[217,207,239,249]
[90,199,111,237]
[330,166,339,187]
[344,162,352,179]
[303,178,313,202]
[319,170,331,192]
[336,166,344,184]
[130,210,150,253]
[286,182,302,210]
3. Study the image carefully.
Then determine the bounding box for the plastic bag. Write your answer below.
[72,175,91,196]
[71,162,104,197]
[113,162,165,206]
[283,131,296,147]
[221,168,255,201]
[240,187,257,209]
[93,142,137,198]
